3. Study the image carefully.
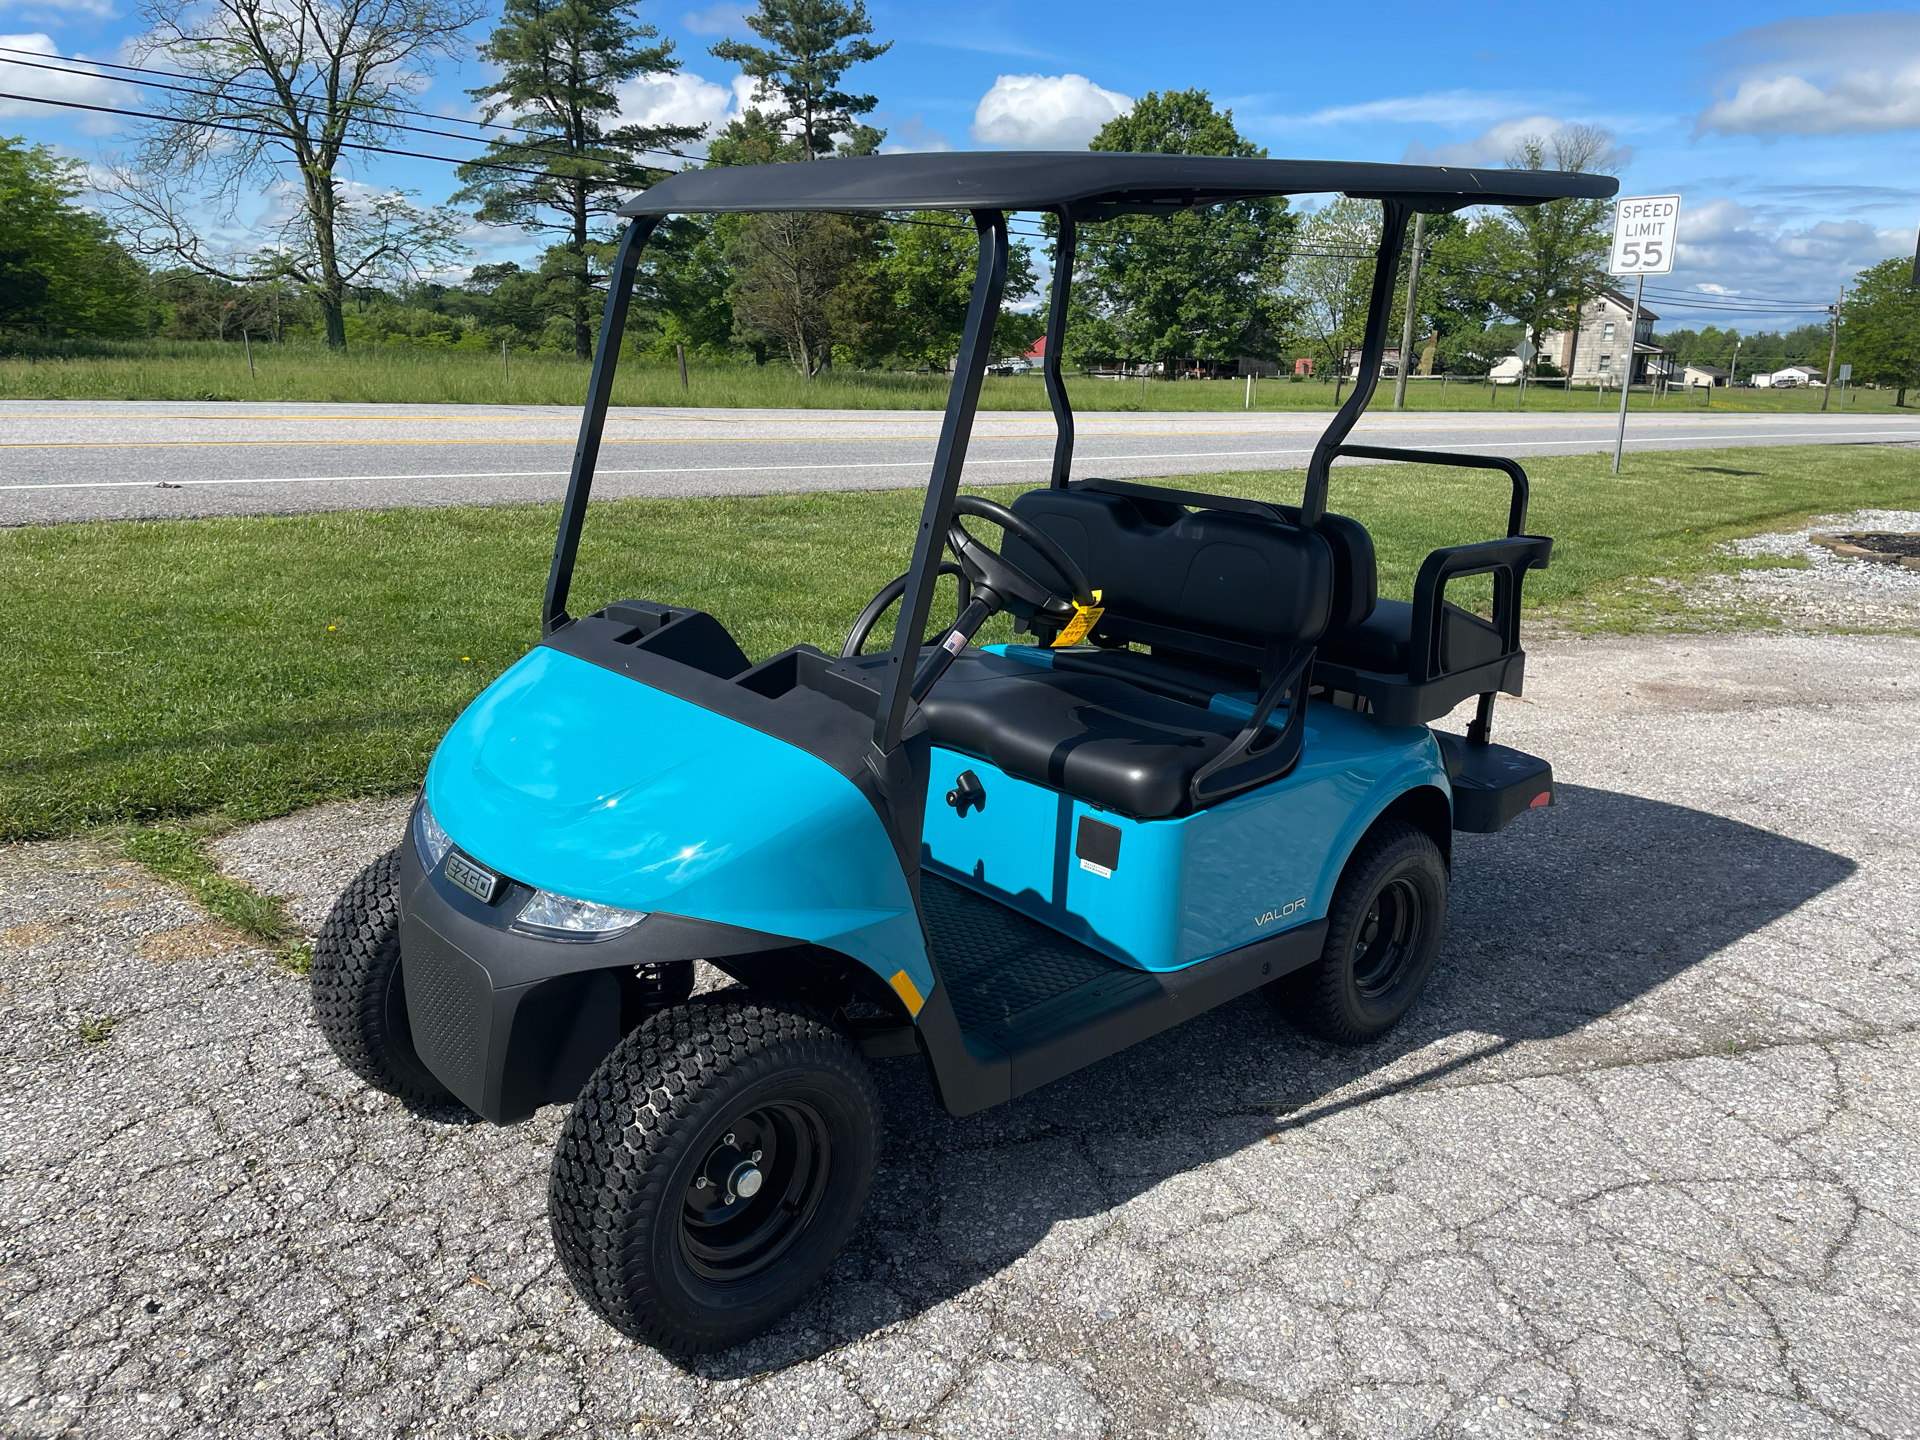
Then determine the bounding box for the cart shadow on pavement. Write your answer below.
[688,780,1859,1380]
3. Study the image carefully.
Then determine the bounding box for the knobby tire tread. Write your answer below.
[310,847,453,1106]
[548,996,879,1354]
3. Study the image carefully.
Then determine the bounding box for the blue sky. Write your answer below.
[3,0,1916,330]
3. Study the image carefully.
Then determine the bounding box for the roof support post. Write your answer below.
[873,209,1009,753]
[1045,209,1078,488]
[1301,199,1411,526]
[543,215,660,634]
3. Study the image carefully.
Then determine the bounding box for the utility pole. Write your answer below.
[677,342,690,393]
[1821,285,1842,413]
[1393,212,1427,410]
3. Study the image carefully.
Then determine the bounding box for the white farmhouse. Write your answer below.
[1537,288,1671,384]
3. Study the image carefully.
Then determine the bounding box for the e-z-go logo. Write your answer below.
[1254,898,1307,927]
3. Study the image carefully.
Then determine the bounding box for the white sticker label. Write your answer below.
[1079,858,1112,878]
[942,630,967,655]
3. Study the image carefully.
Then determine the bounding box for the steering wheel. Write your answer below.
[840,496,1098,677]
[841,562,973,658]
[943,495,1095,629]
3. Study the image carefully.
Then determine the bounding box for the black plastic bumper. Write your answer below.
[394,830,795,1123]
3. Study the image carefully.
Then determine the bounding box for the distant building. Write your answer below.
[1538,288,1671,384]
[1682,363,1731,388]
[1339,344,1406,379]
[1755,364,1825,388]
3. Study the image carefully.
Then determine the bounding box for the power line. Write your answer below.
[0,52,646,176]
[0,44,703,168]
[0,89,575,181]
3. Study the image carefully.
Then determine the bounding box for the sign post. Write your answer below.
[1608,194,1681,474]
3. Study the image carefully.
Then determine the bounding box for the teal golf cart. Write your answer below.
[312,151,1615,1353]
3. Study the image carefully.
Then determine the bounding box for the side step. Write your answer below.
[1433,731,1554,833]
[914,874,1326,1113]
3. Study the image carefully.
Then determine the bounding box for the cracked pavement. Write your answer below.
[3,630,1918,1438]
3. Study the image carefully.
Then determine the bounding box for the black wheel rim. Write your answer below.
[678,1101,831,1285]
[1350,877,1424,1000]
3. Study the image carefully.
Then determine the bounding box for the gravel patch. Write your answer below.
[1705,507,1920,630]
[3,630,1918,1438]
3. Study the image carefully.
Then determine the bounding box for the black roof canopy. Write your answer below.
[618,150,1618,220]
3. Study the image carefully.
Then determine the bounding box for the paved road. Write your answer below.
[4,629,1918,1437]
[5,399,1918,525]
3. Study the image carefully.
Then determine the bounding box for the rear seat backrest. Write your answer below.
[1283,508,1378,633]
[1004,489,1339,653]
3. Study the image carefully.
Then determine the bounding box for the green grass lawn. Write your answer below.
[0,339,1903,415]
[3,442,1916,842]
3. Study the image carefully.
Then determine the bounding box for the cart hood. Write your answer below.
[424,647,919,967]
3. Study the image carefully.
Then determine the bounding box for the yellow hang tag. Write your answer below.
[1051,589,1105,648]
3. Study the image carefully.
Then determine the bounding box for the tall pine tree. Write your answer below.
[455,0,702,358]
[710,0,890,159]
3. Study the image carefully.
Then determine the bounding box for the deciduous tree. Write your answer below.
[876,215,1037,369]
[0,137,146,337]
[1482,125,1619,378]
[1078,90,1293,377]
[114,0,483,348]
[1840,255,1920,405]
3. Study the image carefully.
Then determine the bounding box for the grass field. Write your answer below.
[3,442,1915,841]
[0,339,1900,415]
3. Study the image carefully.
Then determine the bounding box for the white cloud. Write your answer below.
[615,69,742,152]
[1697,63,1920,137]
[1400,115,1633,171]
[1661,194,1914,308]
[1400,114,1570,166]
[1696,13,1920,137]
[0,33,123,131]
[971,73,1131,149]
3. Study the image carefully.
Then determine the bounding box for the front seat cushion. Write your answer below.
[920,651,1251,819]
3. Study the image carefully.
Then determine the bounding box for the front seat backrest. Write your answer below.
[1003,488,1337,655]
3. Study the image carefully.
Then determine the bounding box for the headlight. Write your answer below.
[415,802,453,870]
[515,889,648,938]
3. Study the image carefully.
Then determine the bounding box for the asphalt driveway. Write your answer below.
[2,629,1917,1438]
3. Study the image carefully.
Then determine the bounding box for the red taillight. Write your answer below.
[1529,791,1552,808]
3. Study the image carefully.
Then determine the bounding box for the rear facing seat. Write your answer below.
[1004,479,1547,731]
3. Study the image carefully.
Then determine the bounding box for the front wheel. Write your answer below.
[1269,820,1448,1044]
[310,847,457,1106]
[548,997,881,1354]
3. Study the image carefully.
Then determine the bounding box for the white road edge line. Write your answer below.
[3,429,1913,492]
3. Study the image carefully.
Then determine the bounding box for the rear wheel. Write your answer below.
[548,997,881,1354]
[1270,820,1448,1044]
[310,847,457,1106]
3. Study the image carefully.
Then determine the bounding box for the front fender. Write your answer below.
[425,647,931,1001]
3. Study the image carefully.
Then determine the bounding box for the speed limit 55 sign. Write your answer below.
[1610,194,1681,276]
